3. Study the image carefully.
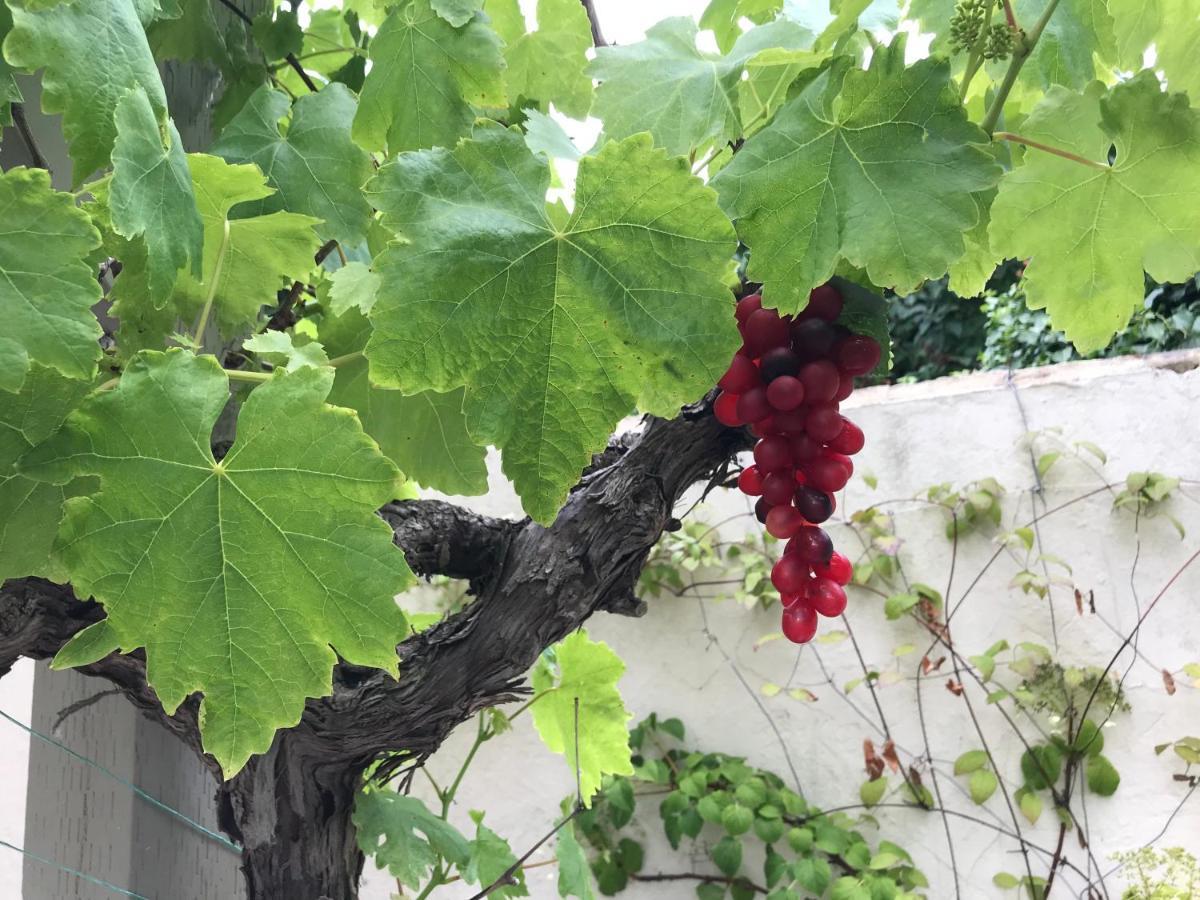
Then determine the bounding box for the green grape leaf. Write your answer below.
[556,821,596,900]
[242,332,330,372]
[531,631,633,803]
[499,0,593,119]
[587,17,812,157]
[0,3,21,127]
[173,153,320,330]
[0,365,92,580]
[327,262,382,316]
[352,0,505,155]
[365,126,737,521]
[712,834,742,876]
[211,85,374,247]
[0,167,103,391]
[21,350,412,774]
[521,107,582,161]
[946,190,998,298]
[322,309,488,495]
[353,790,471,890]
[4,0,167,184]
[146,0,230,69]
[714,42,1000,313]
[432,0,484,26]
[251,8,303,60]
[463,816,528,899]
[700,0,785,53]
[110,86,203,306]
[53,619,121,670]
[1107,0,1200,100]
[1014,0,1115,90]
[989,73,1200,352]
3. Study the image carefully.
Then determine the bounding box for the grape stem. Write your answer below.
[192,219,231,346]
[979,0,1063,136]
[993,132,1109,170]
[1001,0,1020,31]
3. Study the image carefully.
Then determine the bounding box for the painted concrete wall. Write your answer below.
[2,352,1198,900]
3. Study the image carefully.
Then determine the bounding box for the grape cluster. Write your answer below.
[713,285,880,644]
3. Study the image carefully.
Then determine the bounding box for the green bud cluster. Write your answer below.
[982,22,1016,60]
[948,0,994,53]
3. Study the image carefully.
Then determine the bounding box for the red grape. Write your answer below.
[738,465,764,496]
[834,374,854,402]
[782,605,818,643]
[754,435,793,472]
[750,415,780,437]
[766,505,805,539]
[804,456,850,493]
[806,404,843,443]
[791,433,822,462]
[754,498,772,524]
[735,293,762,324]
[801,283,843,322]
[790,319,838,358]
[787,525,833,563]
[824,449,854,478]
[766,376,805,412]
[719,353,761,393]
[835,334,882,375]
[737,387,771,423]
[713,391,743,427]
[759,347,801,381]
[814,551,852,586]
[771,553,810,593]
[794,485,834,524]
[743,309,791,356]
[773,407,808,432]
[808,578,847,617]
[761,471,797,505]
[799,360,840,404]
[779,591,805,609]
[827,418,864,455]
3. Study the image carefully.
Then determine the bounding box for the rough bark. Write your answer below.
[0,397,752,898]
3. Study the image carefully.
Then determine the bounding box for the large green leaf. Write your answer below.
[1014,0,1115,90]
[493,0,593,119]
[109,86,204,306]
[364,126,737,521]
[354,790,471,890]
[173,153,320,329]
[530,630,633,803]
[212,84,374,247]
[556,820,596,900]
[3,0,167,183]
[0,365,92,581]
[714,41,1000,313]
[352,0,504,155]
[322,309,488,496]
[989,73,1200,352]
[463,814,528,899]
[22,350,412,774]
[146,0,231,69]
[1107,0,1200,100]
[587,17,812,157]
[0,167,103,391]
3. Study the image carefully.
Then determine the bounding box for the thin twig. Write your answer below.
[11,104,50,172]
[995,132,1109,171]
[579,0,607,47]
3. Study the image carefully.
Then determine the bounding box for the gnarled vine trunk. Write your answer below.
[0,401,752,899]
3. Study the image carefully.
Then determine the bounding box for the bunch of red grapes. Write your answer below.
[713,283,881,645]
